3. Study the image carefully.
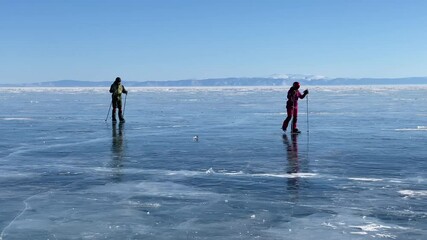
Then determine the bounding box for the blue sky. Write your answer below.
[1,0,427,83]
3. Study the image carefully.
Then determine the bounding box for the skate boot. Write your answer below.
[291,128,301,134]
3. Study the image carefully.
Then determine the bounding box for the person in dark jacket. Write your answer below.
[109,77,128,122]
[282,82,308,133]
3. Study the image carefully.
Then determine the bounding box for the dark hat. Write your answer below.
[292,82,300,88]
[115,77,121,82]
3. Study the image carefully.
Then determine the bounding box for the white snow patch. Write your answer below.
[2,117,33,121]
[349,177,383,182]
[252,172,317,178]
[350,223,391,232]
[395,126,427,131]
[398,190,427,198]
[205,168,215,175]
[350,231,368,235]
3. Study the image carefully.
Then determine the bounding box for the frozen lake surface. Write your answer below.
[0,86,426,240]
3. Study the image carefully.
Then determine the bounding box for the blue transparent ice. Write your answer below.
[0,86,426,239]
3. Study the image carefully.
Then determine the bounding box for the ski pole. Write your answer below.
[123,94,127,116]
[306,94,309,132]
[105,102,112,122]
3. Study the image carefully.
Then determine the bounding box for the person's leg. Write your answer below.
[282,107,293,131]
[117,98,125,121]
[112,99,118,121]
[292,107,298,131]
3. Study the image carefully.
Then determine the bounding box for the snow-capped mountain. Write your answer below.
[269,74,328,81]
[1,75,426,87]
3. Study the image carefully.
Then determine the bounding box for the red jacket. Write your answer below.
[286,87,305,108]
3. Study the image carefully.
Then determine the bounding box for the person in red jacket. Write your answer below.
[282,82,308,133]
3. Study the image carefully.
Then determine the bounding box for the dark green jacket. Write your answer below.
[109,82,127,98]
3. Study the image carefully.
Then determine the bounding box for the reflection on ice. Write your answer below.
[109,122,125,182]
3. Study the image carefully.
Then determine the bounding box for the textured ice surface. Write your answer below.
[0,86,426,239]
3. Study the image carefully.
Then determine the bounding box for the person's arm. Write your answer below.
[122,86,128,94]
[109,84,114,94]
[299,89,309,99]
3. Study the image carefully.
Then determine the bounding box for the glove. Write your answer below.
[303,89,309,95]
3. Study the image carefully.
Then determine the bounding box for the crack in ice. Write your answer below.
[0,193,43,239]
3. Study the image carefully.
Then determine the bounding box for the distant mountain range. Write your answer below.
[1,76,426,87]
